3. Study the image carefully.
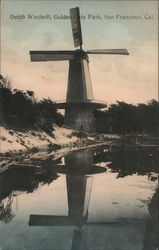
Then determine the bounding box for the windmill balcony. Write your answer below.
[54,99,107,109]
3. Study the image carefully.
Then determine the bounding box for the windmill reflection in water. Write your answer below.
[29,149,106,250]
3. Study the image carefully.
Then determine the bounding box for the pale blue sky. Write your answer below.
[1,0,158,104]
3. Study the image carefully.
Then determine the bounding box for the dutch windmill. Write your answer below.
[30,7,129,132]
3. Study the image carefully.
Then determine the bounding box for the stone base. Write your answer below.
[65,104,95,132]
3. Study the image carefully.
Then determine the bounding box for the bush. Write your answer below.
[95,100,159,134]
[0,75,64,132]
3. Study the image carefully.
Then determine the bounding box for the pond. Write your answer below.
[0,145,158,250]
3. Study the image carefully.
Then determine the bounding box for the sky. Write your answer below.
[1,0,158,105]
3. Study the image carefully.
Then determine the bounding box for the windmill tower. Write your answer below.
[30,7,129,132]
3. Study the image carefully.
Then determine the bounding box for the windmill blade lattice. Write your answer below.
[70,7,83,48]
[30,50,75,61]
[87,49,129,55]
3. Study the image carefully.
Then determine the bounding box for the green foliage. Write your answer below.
[95,100,159,134]
[1,75,158,135]
[35,99,63,134]
[0,75,64,132]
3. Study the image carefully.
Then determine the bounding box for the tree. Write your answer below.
[0,75,64,131]
[95,100,159,134]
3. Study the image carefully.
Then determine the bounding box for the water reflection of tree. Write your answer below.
[94,147,158,178]
[0,194,15,224]
[0,164,58,223]
[143,188,159,250]
[28,149,158,250]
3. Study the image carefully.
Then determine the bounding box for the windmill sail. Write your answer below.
[29,215,74,226]
[30,50,75,61]
[70,7,83,48]
[87,49,129,55]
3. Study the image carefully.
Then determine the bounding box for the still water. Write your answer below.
[0,145,158,250]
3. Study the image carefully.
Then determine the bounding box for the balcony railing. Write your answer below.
[54,99,107,105]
